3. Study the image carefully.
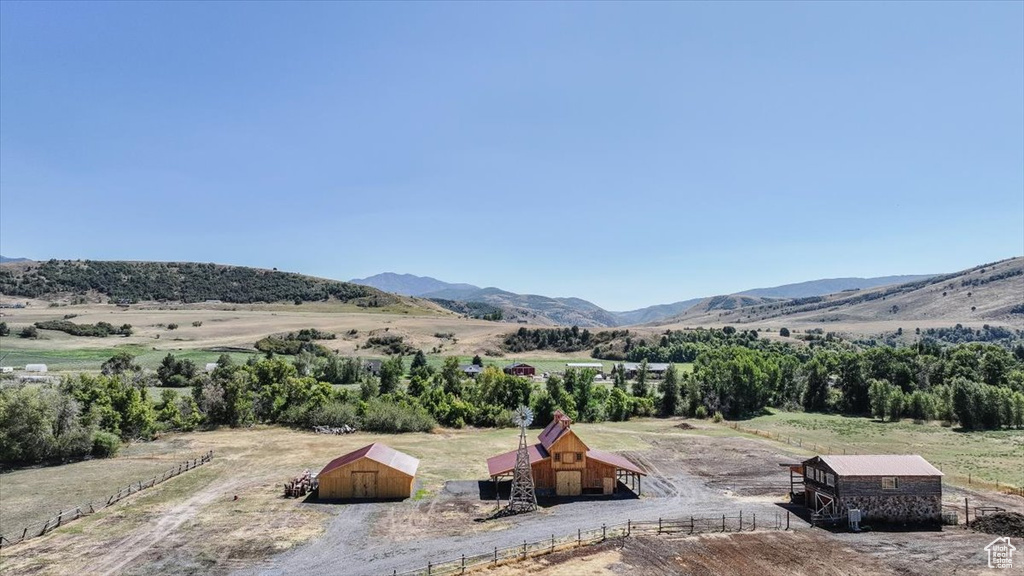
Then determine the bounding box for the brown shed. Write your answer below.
[486,411,645,498]
[317,443,419,500]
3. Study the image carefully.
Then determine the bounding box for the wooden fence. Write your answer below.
[0,451,214,550]
[727,422,1024,497]
[389,509,794,576]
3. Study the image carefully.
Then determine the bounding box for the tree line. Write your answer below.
[0,260,394,306]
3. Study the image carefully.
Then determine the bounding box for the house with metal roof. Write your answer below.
[621,362,670,379]
[801,455,943,524]
[486,411,645,498]
[503,362,536,377]
[316,443,419,500]
[459,364,484,377]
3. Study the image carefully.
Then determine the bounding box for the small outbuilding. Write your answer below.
[317,443,419,500]
[802,454,943,524]
[503,362,536,377]
[24,364,48,373]
[460,364,484,378]
[621,362,669,379]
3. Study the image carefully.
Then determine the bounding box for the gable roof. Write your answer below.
[622,362,670,371]
[812,455,942,477]
[318,443,419,478]
[486,443,549,477]
[504,362,534,369]
[586,448,646,476]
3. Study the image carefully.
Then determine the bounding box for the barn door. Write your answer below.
[352,472,378,499]
[556,471,582,496]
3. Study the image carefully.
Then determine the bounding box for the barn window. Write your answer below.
[882,477,899,490]
[576,452,583,462]
[826,473,834,487]
[554,453,561,462]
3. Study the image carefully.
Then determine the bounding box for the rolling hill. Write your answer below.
[663,257,1024,327]
[0,259,436,312]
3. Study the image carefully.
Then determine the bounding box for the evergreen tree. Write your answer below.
[633,359,650,397]
[658,364,680,417]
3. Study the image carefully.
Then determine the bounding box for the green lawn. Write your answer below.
[0,345,256,372]
[727,410,1024,489]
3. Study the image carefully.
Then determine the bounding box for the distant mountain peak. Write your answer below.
[350,272,480,297]
[0,255,30,263]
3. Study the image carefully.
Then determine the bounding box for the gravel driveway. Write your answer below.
[239,435,807,576]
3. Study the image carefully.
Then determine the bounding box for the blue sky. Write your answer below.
[1,2,1022,310]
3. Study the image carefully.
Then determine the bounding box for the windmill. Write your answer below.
[505,405,538,515]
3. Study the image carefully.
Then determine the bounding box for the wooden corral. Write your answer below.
[487,411,645,498]
[316,443,419,500]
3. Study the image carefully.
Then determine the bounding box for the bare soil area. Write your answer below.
[478,529,1012,576]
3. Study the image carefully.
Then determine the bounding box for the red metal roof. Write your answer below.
[318,443,419,478]
[586,449,646,476]
[487,443,549,477]
[812,455,942,477]
[538,410,572,449]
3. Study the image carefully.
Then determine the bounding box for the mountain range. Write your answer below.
[351,271,946,327]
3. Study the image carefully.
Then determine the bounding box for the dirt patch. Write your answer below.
[476,531,900,576]
[971,512,1024,538]
[675,422,695,430]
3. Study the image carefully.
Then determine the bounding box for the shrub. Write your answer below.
[0,321,9,336]
[19,325,39,338]
[694,405,708,419]
[192,321,203,327]
[779,327,790,337]
[360,399,435,433]
[712,410,724,423]
[92,431,121,458]
[167,323,179,330]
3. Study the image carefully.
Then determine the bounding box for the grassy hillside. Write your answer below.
[665,256,1024,327]
[0,259,411,307]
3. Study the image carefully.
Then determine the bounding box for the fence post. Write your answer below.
[22,528,28,540]
[786,511,790,530]
[722,514,726,532]
[578,528,581,546]
[56,511,62,527]
[753,513,756,531]
[739,510,742,531]
[461,554,465,574]
[658,518,662,534]
[494,547,497,564]
[427,561,431,575]
[627,519,631,536]
[551,535,555,553]
[523,540,527,559]
[690,516,694,535]
[602,523,606,541]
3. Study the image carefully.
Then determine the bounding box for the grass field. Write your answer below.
[727,410,1024,489]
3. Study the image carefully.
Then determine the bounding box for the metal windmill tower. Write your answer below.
[505,405,538,515]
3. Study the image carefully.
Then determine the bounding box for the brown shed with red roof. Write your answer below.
[317,443,419,500]
[486,411,645,498]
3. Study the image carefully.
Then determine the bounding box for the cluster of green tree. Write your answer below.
[917,324,1024,346]
[428,299,504,320]
[867,378,1024,429]
[0,260,394,306]
[254,332,331,354]
[0,373,156,465]
[34,320,133,337]
[156,353,200,387]
[502,327,626,354]
[364,334,416,355]
[0,321,8,336]
[612,327,803,364]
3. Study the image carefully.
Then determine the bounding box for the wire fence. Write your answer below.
[0,450,214,550]
[390,509,794,576]
[727,422,1024,497]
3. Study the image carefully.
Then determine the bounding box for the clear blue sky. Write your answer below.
[1,2,1022,310]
